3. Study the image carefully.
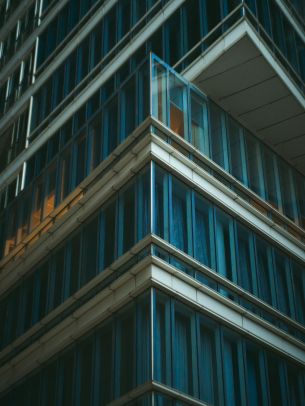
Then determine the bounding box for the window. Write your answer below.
[100,200,116,270]
[245,344,266,406]
[154,291,171,385]
[194,194,214,268]
[119,184,136,254]
[77,339,94,405]
[49,248,65,310]
[262,147,280,209]
[291,261,305,325]
[255,238,275,306]
[227,116,247,184]
[43,163,56,217]
[120,76,136,141]
[58,349,75,406]
[215,209,236,283]
[115,308,135,396]
[165,10,183,66]
[81,218,98,284]
[40,361,58,406]
[278,159,298,221]
[103,95,118,157]
[118,0,131,40]
[245,133,265,199]
[197,317,219,404]
[35,262,49,321]
[190,90,209,156]
[74,132,87,186]
[137,167,151,241]
[273,250,294,317]
[21,275,35,333]
[173,304,197,396]
[67,233,81,295]
[287,364,305,406]
[222,333,244,406]
[30,178,43,230]
[96,322,114,404]
[169,72,188,139]
[267,355,287,405]
[152,61,168,125]
[59,147,72,201]
[102,6,116,56]
[87,116,102,172]
[170,177,192,254]
[153,164,168,240]
[235,222,256,294]
[209,102,229,170]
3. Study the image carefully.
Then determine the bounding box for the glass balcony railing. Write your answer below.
[151,54,305,231]
[1,54,305,263]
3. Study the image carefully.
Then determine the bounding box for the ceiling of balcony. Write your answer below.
[183,25,305,177]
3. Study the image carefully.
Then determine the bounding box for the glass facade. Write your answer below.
[0,0,39,69]
[1,289,304,406]
[1,161,304,352]
[2,55,305,262]
[1,1,305,404]
[0,167,150,351]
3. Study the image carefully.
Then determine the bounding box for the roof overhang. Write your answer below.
[183,20,305,176]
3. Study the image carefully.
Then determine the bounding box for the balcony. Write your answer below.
[180,1,305,176]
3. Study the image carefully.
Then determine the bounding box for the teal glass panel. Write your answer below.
[152,61,168,126]
[209,101,229,170]
[262,147,280,209]
[169,72,188,140]
[278,159,298,221]
[235,222,256,294]
[153,164,169,240]
[190,90,209,156]
[245,344,265,406]
[58,348,75,406]
[81,218,98,284]
[77,339,94,405]
[115,307,135,397]
[154,291,171,385]
[291,261,305,325]
[223,334,243,406]
[244,133,265,199]
[120,76,136,142]
[197,317,219,404]
[273,250,294,317]
[267,356,287,405]
[227,116,247,184]
[194,194,214,268]
[170,177,192,254]
[173,304,197,396]
[255,238,274,306]
[119,183,136,255]
[96,322,114,404]
[215,208,236,283]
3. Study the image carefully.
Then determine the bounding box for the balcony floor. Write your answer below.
[184,22,305,176]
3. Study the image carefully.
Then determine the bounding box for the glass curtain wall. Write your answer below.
[1,288,304,406]
[152,162,305,330]
[0,167,150,351]
[2,159,304,352]
[0,60,149,259]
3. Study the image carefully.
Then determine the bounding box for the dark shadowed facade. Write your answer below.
[0,0,305,405]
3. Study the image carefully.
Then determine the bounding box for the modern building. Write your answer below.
[0,0,305,404]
